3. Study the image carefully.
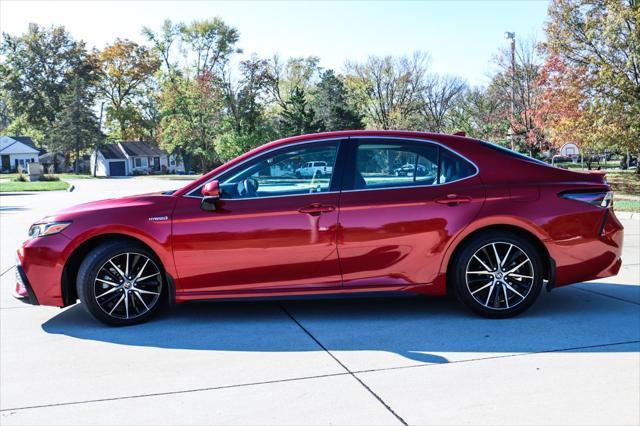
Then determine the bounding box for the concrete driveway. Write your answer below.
[1,178,639,425]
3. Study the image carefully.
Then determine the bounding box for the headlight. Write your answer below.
[28,222,71,238]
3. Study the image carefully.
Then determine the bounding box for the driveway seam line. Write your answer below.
[2,339,637,414]
[0,265,15,277]
[0,372,350,413]
[279,304,408,426]
[571,286,640,305]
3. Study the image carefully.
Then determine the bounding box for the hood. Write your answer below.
[41,191,175,223]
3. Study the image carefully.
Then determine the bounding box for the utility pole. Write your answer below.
[93,101,105,177]
[505,31,516,150]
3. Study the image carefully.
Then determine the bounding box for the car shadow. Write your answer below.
[42,284,640,365]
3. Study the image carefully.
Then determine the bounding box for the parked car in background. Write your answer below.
[295,161,332,178]
[15,130,623,326]
[394,163,428,176]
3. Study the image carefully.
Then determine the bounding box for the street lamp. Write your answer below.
[505,32,516,150]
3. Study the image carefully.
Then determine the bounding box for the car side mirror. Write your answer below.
[200,180,220,211]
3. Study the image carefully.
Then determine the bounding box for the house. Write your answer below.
[90,141,184,177]
[0,136,40,172]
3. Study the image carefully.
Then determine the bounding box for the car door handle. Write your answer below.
[435,194,472,206]
[298,204,336,215]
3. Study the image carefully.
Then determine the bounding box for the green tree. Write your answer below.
[50,77,102,172]
[312,70,363,131]
[180,18,241,80]
[0,24,96,143]
[97,39,160,140]
[158,76,224,172]
[278,87,321,137]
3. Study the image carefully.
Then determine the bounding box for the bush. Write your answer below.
[14,173,28,182]
[38,174,60,181]
[132,169,148,176]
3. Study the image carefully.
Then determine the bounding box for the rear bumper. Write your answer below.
[13,257,39,305]
[548,208,624,287]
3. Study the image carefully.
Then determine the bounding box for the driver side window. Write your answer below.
[219,142,339,199]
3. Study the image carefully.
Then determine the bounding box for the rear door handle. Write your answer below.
[435,194,472,206]
[298,204,336,215]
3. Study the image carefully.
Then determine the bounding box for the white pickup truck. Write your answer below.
[294,161,333,178]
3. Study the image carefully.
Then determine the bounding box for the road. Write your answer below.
[1,178,638,425]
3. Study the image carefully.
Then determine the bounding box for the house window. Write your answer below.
[134,157,148,168]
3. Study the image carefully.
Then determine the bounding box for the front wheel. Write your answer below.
[452,231,544,318]
[77,241,165,326]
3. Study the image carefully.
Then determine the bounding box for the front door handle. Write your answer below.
[435,194,472,206]
[298,203,336,215]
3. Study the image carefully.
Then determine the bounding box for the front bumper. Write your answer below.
[14,257,39,305]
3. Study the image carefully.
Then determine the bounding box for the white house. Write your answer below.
[0,136,40,172]
[90,141,184,177]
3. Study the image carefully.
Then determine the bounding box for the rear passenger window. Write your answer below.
[354,143,438,189]
[353,140,475,190]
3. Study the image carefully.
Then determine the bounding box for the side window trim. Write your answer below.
[342,137,479,192]
[185,138,347,199]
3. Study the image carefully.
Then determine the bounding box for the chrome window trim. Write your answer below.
[183,135,481,199]
[184,137,344,199]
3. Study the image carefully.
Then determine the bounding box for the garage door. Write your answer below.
[108,161,126,176]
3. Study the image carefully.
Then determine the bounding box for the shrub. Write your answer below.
[14,173,28,182]
[38,174,60,181]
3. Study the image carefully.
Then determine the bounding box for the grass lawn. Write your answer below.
[605,171,640,195]
[0,180,70,192]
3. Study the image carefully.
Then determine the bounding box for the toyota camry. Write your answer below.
[15,131,624,325]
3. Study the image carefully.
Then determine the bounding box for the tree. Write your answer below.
[158,75,225,172]
[180,18,240,80]
[0,24,96,142]
[419,75,467,132]
[544,0,640,170]
[142,19,182,76]
[216,56,275,161]
[278,87,321,137]
[97,39,160,140]
[492,37,546,154]
[449,86,510,142]
[265,56,321,109]
[312,70,363,131]
[346,52,429,129]
[50,77,102,172]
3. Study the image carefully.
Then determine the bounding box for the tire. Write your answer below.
[77,240,165,326]
[451,231,544,318]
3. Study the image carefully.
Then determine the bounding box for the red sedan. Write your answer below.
[15,131,624,325]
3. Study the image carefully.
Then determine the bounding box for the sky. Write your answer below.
[0,0,550,86]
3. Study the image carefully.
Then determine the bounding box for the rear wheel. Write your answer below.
[452,231,543,318]
[77,241,164,326]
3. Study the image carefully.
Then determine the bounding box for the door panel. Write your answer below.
[171,140,344,294]
[338,179,484,286]
[172,194,341,293]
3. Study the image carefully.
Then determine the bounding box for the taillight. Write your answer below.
[560,191,613,208]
